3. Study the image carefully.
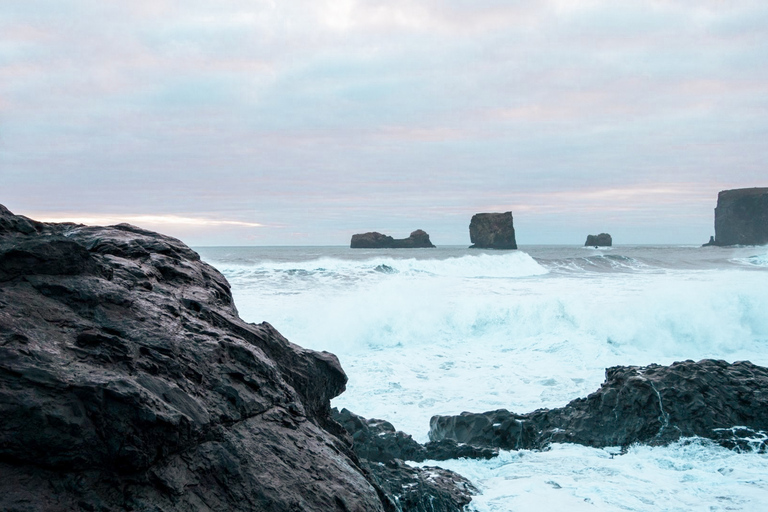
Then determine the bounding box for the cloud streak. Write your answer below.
[1,1,767,244]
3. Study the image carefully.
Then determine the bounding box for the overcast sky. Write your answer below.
[2,1,766,246]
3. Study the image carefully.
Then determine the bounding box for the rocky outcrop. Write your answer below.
[707,188,768,246]
[332,408,479,512]
[585,233,612,247]
[350,230,435,249]
[468,212,517,249]
[0,205,460,512]
[430,359,768,453]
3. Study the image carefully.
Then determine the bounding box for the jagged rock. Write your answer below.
[350,230,435,249]
[584,233,612,247]
[468,212,517,249]
[332,408,477,512]
[0,205,412,512]
[430,359,768,453]
[708,188,768,246]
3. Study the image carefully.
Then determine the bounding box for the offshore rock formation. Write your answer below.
[430,360,768,453]
[585,233,612,247]
[468,212,517,249]
[350,229,435,249]
[708,188,768,246]
[0,205,462,512]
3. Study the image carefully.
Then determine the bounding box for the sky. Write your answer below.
[1,0,767,246]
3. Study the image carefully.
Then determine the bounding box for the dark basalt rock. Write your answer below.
[468,212,517,249]
[350,230,435,249]
[584,233,612,247]
[332,408,478,512]
[708,187,768,246]
[0,205,455,512]
[430,359,768,453]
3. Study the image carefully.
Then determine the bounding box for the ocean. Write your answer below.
[196,244,768,511]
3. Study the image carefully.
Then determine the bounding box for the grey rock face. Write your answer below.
[0,205,393,512]
[468,212,517,249]
[430,359,768,453]
[350,229,435,248]
[584,233,612,247]
[711,188,768,246]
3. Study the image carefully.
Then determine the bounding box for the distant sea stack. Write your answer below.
[468,212,517,249]
[707,187,768,246]
[350,229,435,248]
[585,233,612,247]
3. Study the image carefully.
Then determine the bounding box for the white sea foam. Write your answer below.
[198,245,768,511]
[418,440,768,511]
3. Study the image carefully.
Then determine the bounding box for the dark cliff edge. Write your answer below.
[468,212,517,249]
[0,205,467,512]
[584,233,612,247]
[429,359,768,454]
[350,230,435,249]
[707,187,768,246]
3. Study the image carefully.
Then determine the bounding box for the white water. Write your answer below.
[198,245,768,511]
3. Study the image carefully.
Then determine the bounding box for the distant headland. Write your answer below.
[704,187,768,246]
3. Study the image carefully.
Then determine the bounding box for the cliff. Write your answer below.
[710,187,768,246]
[468,212,517,249]
[0,205,466,512]
[350,229,435,248]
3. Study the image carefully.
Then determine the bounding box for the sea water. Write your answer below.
[197,245,768,511]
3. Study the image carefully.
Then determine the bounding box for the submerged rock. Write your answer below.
[468,212,517,249]
[585,233,612,247]
[430,359,768,453]
[0,205,451,512]
[350,229,435,249]
[708,187,768,246]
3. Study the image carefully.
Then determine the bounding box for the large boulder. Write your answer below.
[468,212,517,249]
[585,233,612,247]
[350,229,435,248]
[0,205,451,512]
[430,359,768,453]
[709,187,768,246]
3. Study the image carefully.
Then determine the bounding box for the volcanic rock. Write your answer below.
[429,359,768,453]
[468,212,517,249]
[350,230,435,249]
[708,188,768,246]
[0,205,455,512]
[332,408,478,512]
[585,233,612,247]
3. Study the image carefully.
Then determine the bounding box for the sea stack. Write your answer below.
[585,233,612,247]
[468,212,517,249]
[350,229,435,248]
[707,188,768,246]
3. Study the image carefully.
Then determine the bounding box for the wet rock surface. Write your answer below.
[585,233,612,247]
[332,408,478,512]
[711,187,768,246]
[430,359,768,453]
[468,212,517,249]
[350,230,435,249]
[0,205,457,512]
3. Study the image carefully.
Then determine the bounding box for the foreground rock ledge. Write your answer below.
[430,359,768,453]
[0,205,466,512]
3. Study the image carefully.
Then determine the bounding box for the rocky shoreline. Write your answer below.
[0,205,467,512]
[2,204,767,511]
